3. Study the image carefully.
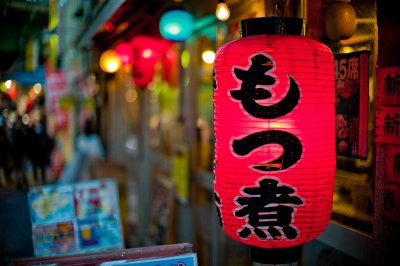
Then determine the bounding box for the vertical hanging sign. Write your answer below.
[376,66,400,144]
[383,146,400,184]
[383,182,400,222]
[376,106,400,144]
[377,66,400,106]
[45,68,70,129]
[376,66,400,222]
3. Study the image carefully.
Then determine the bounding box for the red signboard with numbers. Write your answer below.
[334,51,370,159]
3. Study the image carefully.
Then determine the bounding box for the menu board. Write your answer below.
[28,179,124,257]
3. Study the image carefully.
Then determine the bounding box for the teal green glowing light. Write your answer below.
[159,9,194,42]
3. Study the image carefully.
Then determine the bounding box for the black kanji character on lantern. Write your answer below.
[234,178,303,240]
[215,192,223,227]
[232,130,302,171]
[213,68,217,90]
[230,53,300,119]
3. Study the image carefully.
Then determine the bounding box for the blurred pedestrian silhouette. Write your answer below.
[10,116,29,189]
[28,117,54,184]
[0,124,13,187]
[58,118,105,184]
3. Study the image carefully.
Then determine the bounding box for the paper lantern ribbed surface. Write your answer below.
[213,18,336,249]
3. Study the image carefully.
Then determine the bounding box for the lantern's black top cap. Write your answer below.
[240,17,303,37]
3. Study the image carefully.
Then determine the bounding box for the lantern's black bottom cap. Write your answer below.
[250,245,302,264]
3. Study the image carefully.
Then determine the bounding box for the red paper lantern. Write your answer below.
[213,17,335,263]
[115,42,133,65]
[130,36,172,88]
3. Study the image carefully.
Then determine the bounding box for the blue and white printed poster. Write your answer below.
[100,253,198,266]
[28,184,74,224]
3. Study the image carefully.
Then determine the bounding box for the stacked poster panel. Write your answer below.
[28,179,123,257]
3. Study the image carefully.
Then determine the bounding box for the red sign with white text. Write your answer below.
[334,51,370,159]
[45,68,69,129]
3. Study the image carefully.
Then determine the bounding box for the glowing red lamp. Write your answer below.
[115,42,133,65]
[213,17,335,263]
[130,35,172,88]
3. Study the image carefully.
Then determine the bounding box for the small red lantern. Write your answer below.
[115,42,133,65]
[213,17,335,263]
[130,36,172,88]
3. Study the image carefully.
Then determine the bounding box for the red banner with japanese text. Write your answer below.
[377,66,400,106]
[44,67,69,130]
[376,65,400,223]
[376,106,400,144]
[384,182,400,222]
